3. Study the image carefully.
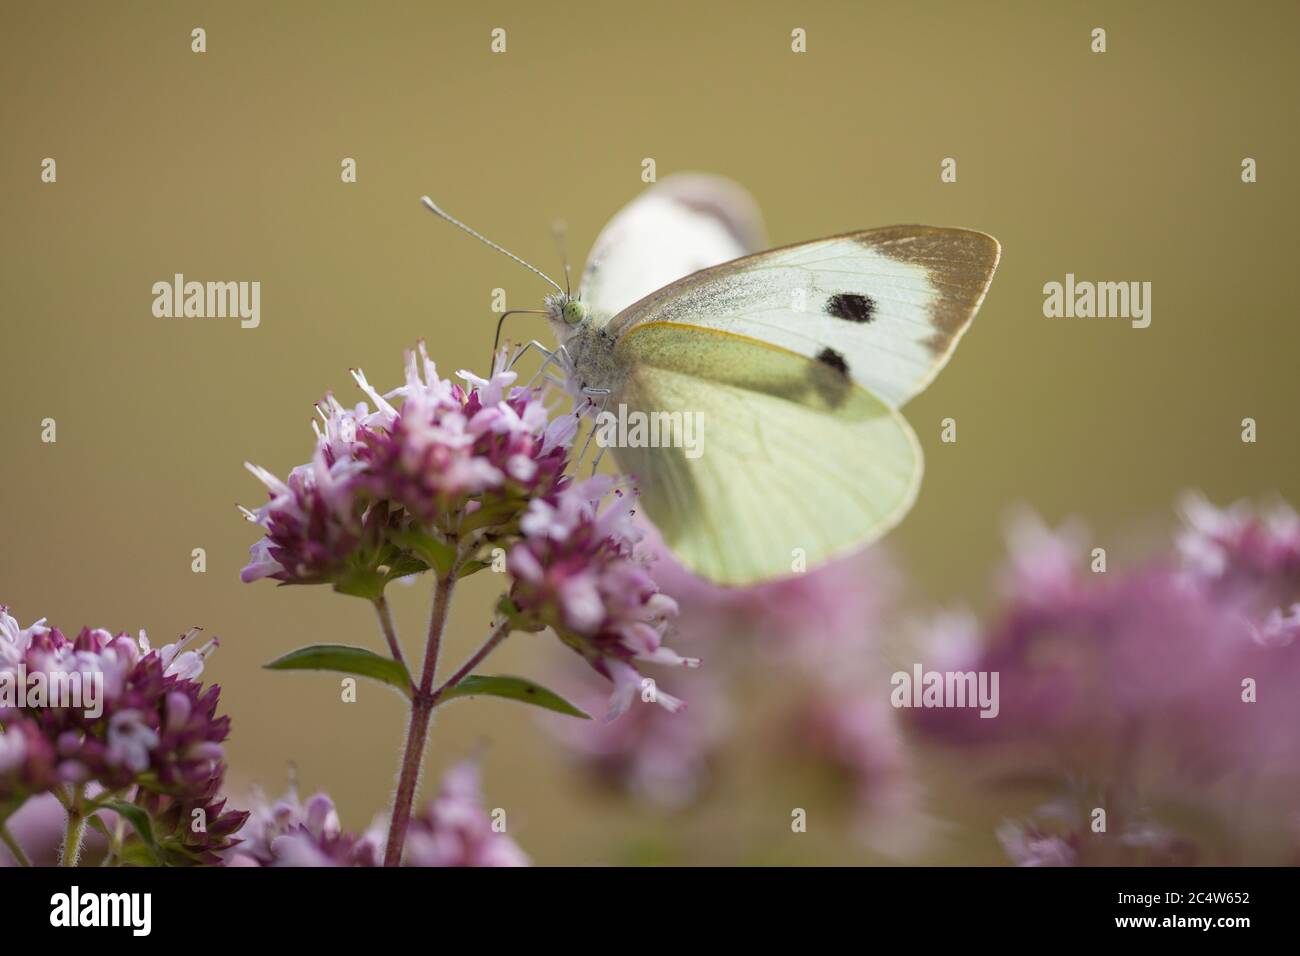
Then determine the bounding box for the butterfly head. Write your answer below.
[545,292,588,330]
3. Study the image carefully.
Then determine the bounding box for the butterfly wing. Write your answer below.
[609,322,920,585]
[608,226,1000,408]
[579,174,766,321]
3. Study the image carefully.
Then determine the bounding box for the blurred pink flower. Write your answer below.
[996,819,1078,867]
[998,507,1090,608]
[546,665,730,807]
[228,759,526,867]
[544,537,918,844]
[998,792,1196,867]
[225,785,381,867]
[1177,492,1300,592]
[795,686,926,855]
[647,528,898,673]
[403,759,528,867]
[909,498,1300,864]
[914,505,1300,779]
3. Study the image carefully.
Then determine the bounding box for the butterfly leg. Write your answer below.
[573,391,611,471]
[509,339,553,369]
[517,341,576,391]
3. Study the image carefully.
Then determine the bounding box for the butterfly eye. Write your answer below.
[563,300,586,324]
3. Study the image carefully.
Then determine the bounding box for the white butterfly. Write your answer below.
[423,175,1000,585]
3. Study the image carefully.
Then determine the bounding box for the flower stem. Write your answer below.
[419,572,456,693]
[373,594,406,669]
[0,821,31,867]
[431,619,512,705]
[60,786,87,867]
[383,571,457,867]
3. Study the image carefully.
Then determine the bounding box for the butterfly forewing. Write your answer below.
[607,226,1000,408]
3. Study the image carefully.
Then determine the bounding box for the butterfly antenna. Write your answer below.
[551,219,573,297]
[421,197,564,295]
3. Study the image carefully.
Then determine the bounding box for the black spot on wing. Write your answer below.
[825,292,875,323]
[816,347,849,376]
[810,348,851,407]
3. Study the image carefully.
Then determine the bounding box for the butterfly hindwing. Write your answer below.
[609,322,921,585]
[579,174,766,322]
[607,226,1000,408]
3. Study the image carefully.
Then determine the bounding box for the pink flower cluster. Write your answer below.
[544,543,918,850]
[996,792,1196,867]
[228,759,526,867]
[546,666,729,807]
[1177,493,1300,645]
[911,496,1300,865]
[507,479,696,719]
[241,345,575,588]
[353,352,574,529]
[0,607,246,864]
[241,344,691,717]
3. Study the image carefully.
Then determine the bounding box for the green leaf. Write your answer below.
[154,836,211,867]
[458,502,520,534]
[264,644,412,697]
[384,553,430,581]
[456,559,490,579]
[439,674,589,718]
[100,801,157,854]
[496,595,543,632]
[118,842,162,866]
[390,528,457,576]
[333,568,387,601]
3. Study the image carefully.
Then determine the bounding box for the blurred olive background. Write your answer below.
[2,1,1297,864]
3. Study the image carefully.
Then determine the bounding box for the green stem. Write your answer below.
[373,594,406,669]
[430,619,512,705]
[0,821,31,867]
[100,808,129,867]
[60,786,87,867]
[383,570,457,867]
